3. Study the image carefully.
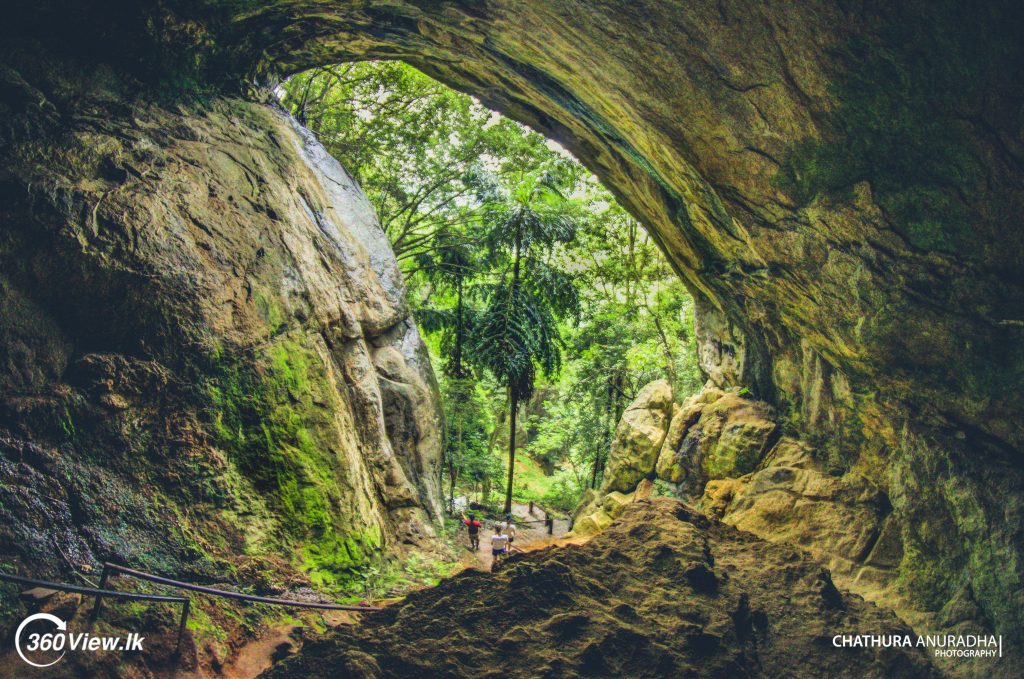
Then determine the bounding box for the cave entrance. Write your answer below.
[277,60,704,516]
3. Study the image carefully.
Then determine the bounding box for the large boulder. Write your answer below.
[700,437,913,631]
[0,66,444,593]
[600,380,674,493]
[656,388,778,494]
[703,438,892,580]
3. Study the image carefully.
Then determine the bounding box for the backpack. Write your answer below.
[467,521,479,535]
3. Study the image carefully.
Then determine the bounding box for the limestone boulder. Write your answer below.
[601,490,634,517]
[699,393,778,481]
[654,397,706,483]
[571,508,614,538]
[702,437,899,606]
[600,380,673,493]
[655,388,777,495]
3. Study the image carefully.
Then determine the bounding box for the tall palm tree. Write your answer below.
[472,174,580,514]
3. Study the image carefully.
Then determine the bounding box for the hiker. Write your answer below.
[500,513,517,547]
[462,512,482,550]
[491,525,509,564]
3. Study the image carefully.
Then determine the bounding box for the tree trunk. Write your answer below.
[504,388,518,515]
[592,378,615,489]
[652,313,677,398]
[453,277,464,377]
[448,465,457,514]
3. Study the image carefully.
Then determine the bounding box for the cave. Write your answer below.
[1,1,1022,677]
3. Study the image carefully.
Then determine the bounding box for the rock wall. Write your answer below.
[576,382,1020,675]
[0,51,443,589]
[3,0,1024,660]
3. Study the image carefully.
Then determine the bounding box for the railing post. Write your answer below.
[90,562,112,623]
[176,599,190,655]
[529,501,534,515]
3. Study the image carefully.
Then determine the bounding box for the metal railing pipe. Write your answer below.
[103,563,383,612]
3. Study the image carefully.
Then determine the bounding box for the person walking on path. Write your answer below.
[462,512,482,551]
[500,513,517,547]
[490,525,509,565]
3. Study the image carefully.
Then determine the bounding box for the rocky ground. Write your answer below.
[574,380,1022,676]
[264,499,938,679]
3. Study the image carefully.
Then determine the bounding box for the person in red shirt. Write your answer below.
[462,512,482,550]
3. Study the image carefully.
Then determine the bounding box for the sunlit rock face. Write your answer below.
[584,383,1017,676]
[4,0,1024,665]
[0,55,443,587]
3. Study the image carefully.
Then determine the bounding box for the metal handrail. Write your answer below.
[3,560,383,660]
[98,562,384,612]
[0,571,186,604]
[0,571,191,650]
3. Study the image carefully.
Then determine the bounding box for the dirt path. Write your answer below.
[219,624,302,679]
[460,503,570,571]
[210,609,357,679]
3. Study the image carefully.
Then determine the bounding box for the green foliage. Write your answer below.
[473,282,559,401]
[539,470,587,513]
[440,377,501,508]
[285,60,701,517]
[355,553,461,601]
[280,62,556,265]
[472,172,582,403]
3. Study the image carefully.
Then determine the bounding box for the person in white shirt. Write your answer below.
[500,513,517,546]
[490,527,509,564]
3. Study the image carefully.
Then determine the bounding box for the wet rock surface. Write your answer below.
[265,500,940,679]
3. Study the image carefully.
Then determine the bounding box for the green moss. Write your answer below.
[254,290,287,336]
[706,445,759,480]
[205,333,383,588]
[59,405,78,443]
[186,605,230,642]
[897,530,960,611]
[302,526,385,588]
[0,581,27,638]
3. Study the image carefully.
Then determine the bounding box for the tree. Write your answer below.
[472,172,581,514]
[414,228,481,380]
[281,62,554,267]
[413,229,488,511]
[282,60,703,516]
[438,376,499,512]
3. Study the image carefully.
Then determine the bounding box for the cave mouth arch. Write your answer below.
[4,0,1024,664]
[274,57,710,512]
